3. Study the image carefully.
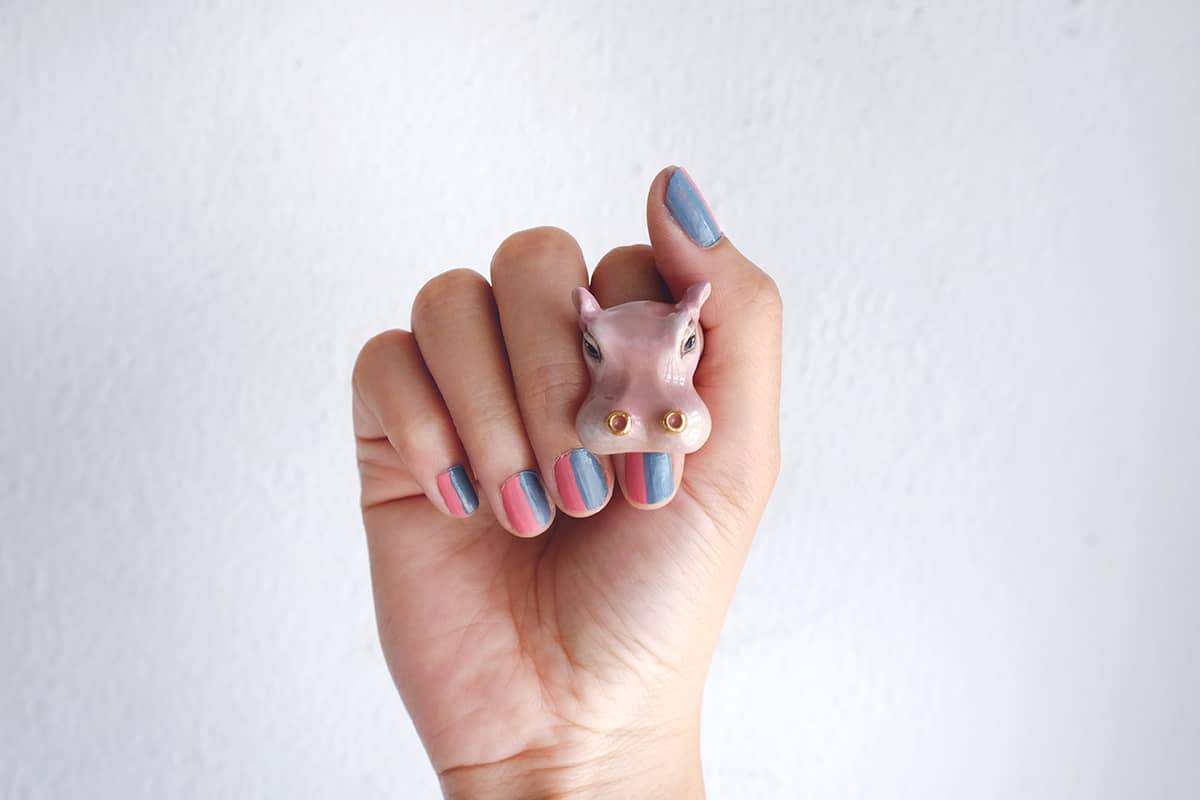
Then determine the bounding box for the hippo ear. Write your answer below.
[676,281,712,318]
[572,287,602,330]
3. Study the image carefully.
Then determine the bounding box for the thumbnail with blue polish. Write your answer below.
[665,168,722,248]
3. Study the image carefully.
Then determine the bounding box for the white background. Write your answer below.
[3,1,1198,797]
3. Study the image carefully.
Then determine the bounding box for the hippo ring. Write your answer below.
[571,281,712,456]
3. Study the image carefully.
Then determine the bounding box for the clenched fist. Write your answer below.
[352,167,781,798]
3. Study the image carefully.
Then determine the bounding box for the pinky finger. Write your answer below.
[352,330,480,518]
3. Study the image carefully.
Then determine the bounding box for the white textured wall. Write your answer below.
[3,2,1198,797]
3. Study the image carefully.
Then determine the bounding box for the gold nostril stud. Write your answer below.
[661,409,687,433]
[606,410,632,436]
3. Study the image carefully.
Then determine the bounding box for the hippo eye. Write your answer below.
[582,332,602,362]
[681,330,698,357]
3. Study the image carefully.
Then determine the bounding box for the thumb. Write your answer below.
[645,166,783,528]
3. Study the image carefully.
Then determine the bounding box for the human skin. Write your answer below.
[352,166,782,798]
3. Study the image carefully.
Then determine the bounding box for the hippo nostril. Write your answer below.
[661,409,687,434]
[606,410,632,436]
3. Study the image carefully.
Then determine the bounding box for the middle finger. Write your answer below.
[491,227,614,518]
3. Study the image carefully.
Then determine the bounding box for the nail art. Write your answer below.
[500,470,553,533]
[554,448,608,513]
[624,452,674,505]
[437,465,478,517]
[665,166,722,248]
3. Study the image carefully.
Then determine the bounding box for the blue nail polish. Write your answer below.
[569,448,608,511]
[447,465,478,515]
[502,469,553,533]
[642,452,674,504]
[520,470,553,525]
[665,167,722,248]
[437,464,478,517]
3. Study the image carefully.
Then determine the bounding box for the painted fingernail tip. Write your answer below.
[501,470,553,535]
[624,452,675,507]
[437,465,478,517]
[555,448,608,514]
[665,166,722,248]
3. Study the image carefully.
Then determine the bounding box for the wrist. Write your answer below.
[438,724,704,800]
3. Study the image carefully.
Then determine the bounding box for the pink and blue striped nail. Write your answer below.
[437,465,478,517]
[624,452,674,505]
[554,448,608,513]
[500,470,553,534]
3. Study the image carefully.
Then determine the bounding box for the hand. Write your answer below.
[352,167,782,798]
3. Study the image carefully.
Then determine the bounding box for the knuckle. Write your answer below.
[456,385,525,440]
[754,270,783,315]
[411,268,489,327]
[592,245,656,286]
[490,226,581,281]
[352,329,412,390]
[388,410,444,455]
[518,360,590,416]
[596,243,653,269]
[732,268,782,323]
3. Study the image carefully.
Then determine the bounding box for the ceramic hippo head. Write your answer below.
[572,281,712,456]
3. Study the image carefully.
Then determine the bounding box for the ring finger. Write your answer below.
[411,268,554,537]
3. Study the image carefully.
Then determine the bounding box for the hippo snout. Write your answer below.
[604,408,687,437]
[576,393,711,456]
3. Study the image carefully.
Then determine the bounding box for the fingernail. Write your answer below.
[500,470,553,534]
[437,465,478,517]
[554,448,608,513]
[624,452,674,505]
[665,166,722,248]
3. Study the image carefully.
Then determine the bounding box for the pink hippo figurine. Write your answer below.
[572,281,713,456]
